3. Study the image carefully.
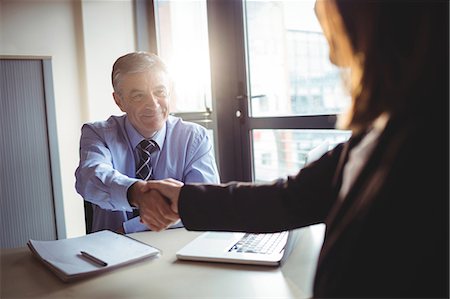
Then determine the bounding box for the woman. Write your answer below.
[139,0,448,297]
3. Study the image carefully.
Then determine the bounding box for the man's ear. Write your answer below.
[113,92,126,112]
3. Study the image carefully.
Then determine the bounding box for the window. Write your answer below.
[139,0,352,182]
[154,0,212,113]
[253,129,351,182]
[246,1,349,118]
[243,0,351,181]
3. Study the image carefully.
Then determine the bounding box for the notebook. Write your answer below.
[176,142,330,266]
[28,230,160,282]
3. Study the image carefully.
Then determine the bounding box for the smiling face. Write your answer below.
[113,69,170,138]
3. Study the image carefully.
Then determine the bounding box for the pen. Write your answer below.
[80,251,108,267]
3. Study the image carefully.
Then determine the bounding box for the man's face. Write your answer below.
[113,70,170,138]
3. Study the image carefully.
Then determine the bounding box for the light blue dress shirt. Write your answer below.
[75,115,220,233]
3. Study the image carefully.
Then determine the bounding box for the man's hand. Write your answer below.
[139,189,179,231]
[141,178,184,214]
[127,181,180,231]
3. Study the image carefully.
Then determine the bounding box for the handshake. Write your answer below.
[128,178,184,232]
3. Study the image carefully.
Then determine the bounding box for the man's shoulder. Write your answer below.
[81,115,129,147]
[164,116,209,149]
[83,115,126,131]
[166,115,207,135]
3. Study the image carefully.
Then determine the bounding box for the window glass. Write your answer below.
[252,129,351,182]
[154,0,212,113]
[245,0,350,117]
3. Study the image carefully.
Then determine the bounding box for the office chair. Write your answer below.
[84,201,93,234]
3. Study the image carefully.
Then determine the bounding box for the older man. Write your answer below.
[75,52,219,233]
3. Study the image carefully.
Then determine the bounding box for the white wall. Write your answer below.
[82,0,134,121]
[0,0,135,238]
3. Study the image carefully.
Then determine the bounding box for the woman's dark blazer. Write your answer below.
[178,116,448,298]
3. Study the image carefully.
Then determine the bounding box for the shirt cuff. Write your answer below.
[123,217,184,233]
[111,177,139,212]
[123,216,150,233]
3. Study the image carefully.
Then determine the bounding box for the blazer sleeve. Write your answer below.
[179,143,344,233]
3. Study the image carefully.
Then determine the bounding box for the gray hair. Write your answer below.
[111,51,169,95]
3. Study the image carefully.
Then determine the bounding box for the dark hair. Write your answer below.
[335,0,448,132]
[111,52,169,95]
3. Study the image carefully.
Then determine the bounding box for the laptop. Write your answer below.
[177,230,296,266]
[176,142,330,266]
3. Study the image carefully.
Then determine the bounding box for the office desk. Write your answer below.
[1,224,325,298]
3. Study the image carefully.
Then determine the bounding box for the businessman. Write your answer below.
[75,51,220,233]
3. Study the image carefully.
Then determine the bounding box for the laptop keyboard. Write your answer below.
[228,231,288,254]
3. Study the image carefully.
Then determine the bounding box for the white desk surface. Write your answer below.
[1,224,325,299]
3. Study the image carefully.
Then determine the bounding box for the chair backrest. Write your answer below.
[84,201,93,234]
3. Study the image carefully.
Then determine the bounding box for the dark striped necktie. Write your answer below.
[136,139,158,181]
[132,139,158,218]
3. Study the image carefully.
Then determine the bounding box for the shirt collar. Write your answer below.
[125,116,166,151]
